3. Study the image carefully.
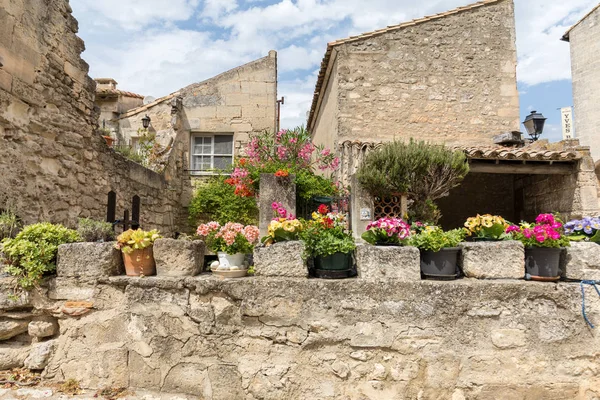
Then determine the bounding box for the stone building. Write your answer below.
[116,53,278,177]
[308,0,520,152]
[0,0,191,234]
[93,78,144,133]
[307,0,600,230]
[563,4,600,161]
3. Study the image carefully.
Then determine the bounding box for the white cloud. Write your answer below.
[71,0,600,129]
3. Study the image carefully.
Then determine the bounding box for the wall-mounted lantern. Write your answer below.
[141,114,151,129]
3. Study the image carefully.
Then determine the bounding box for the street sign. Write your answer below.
[561,107,574,140]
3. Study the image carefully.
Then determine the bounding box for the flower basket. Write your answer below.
[123,247,155,276]
[525,247,562,281]
[420,248,460,280]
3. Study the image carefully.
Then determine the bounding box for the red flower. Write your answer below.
[275,170,289,178]
[224,178,239,186]
[323,217,334,228]
[239,158,247,167]
[318,204,329,215]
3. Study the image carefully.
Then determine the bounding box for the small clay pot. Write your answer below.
[123,247,156,276]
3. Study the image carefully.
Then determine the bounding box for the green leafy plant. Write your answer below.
[299,205,355,258]
[114,145,145,164]
[357,139,469,223]
[2,223,80,290]
[0,209,22,240]
[77,218,115,242]
[114,229,161,254]
[409,227,465,252]
[189,176,259,226]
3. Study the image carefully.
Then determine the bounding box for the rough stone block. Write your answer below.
[57,242,123,278]
[0,318,29,340]
[24,339,57,370]
[460,241,524,279]
[254,241,307,278]
[153,239,205,277]
[355,244,420,281]
[562,242,600,281]
[0,344,29,370]
[28,318,58,339]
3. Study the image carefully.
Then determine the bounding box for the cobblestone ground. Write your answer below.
[0,387,198,400]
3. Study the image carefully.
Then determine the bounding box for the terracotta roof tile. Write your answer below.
[339,140,581,162]
[96,88,144,99]
[308,0,507,131]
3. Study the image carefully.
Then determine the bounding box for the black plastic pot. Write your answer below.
[420,247,460,280]
[525,247,562,282]
[312,252,355,279]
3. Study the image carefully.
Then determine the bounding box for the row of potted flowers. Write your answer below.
[114,209,597,281]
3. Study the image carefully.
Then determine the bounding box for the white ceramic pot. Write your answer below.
[217,252,246,269]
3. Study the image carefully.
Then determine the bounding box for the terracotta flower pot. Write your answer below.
[102,135,114,147]
[123,247,156,276]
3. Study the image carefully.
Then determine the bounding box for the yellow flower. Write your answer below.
[282,220,296,232]
[481,215,493,228]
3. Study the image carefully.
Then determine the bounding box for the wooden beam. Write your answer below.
[469,162,576,175]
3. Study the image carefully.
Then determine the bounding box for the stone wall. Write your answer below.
[1,274,599,399]
[311,0,519,150]
[568,6,600,161]
[0,0,190,234]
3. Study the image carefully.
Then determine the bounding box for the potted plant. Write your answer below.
[409,227,465,280]
[300,205,356,279]
[464,214,510,241]
[115,229,161,276]
[505,214,570,281]
[196,222,259,277]
[361,217,411,245]
[564,217,600,243]
[261,202,303,246]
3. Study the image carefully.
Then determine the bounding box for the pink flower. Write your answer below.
[277,207,287,218]
[506,225,520,233]
[523,228,533,239]
[536,213,555,225]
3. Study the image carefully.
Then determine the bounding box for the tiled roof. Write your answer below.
[458,146,581,161]
[339,140,582,162]
[96,88,144,99]
[562,3,600,41]
[307,0,507,131]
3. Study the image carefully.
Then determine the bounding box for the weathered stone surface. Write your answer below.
[154,239,205,277]
[24,339,57,370]
[460,241,524,279]
[0,278,31,310]
[258,173,296,238]
[491,328,526,349]
[162,363,210,396]
[562,242,600,281]
[0,318,29,340]
[208,364,244,400]
[254,241,307,278]
[56,242,123,278]
[0,344,29,370]
[28,318,58,339]
[355,244,420,281]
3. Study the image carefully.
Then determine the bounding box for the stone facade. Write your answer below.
[460,241,524,279]
[116,53,278,178]
[0,0,190,234]
[1,274,600,399]
[94,78,144,134]
[309,0,519,151]
[564,5,600,161]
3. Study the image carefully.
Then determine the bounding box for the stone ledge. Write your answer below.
[56,242,123,278]
[460,241,524,279]
[562,242,600,281]
[355,244,420,281]
[153,238,205,277]
[254,241,307,278]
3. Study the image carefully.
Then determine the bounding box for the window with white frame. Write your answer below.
[190,133,234,174]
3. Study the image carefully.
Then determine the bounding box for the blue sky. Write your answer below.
[71,0,598,142]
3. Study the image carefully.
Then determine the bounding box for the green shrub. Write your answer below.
[357,139,469,223]
[408,227,465,252]
[295,170,337,201]
[0,209,22,240]
[2,223,80,290]
[77,218,115,242]
[189,176,259,226]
